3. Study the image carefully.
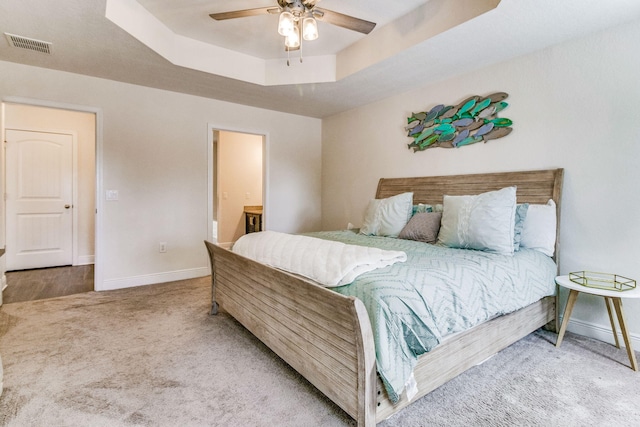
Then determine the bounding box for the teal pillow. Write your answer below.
[514,203,529,251]
[412,203,433,215]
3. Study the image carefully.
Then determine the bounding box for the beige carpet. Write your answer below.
[1,277,639,426]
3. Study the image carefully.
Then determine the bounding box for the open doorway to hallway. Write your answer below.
[2,102,96,303]
[210,129,265,248]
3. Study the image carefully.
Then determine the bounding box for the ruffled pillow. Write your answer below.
[437,186,517,255]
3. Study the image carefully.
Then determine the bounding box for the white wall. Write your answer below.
[322,19,640,345]
[4,103,96,264]
[0,60,322,291]
[218,131,263,245]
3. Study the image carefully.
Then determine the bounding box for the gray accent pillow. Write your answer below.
[398,212,442,244]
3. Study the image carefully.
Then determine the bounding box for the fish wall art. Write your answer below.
[406,92,513,152]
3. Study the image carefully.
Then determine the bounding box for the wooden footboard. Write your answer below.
[205,241,378,426]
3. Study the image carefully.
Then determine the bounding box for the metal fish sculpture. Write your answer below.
[406,92,512,152]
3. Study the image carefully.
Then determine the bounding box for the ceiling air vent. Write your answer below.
[4,33,52,54]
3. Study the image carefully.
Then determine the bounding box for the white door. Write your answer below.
[5,129,74,270]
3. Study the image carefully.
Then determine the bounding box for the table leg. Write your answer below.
[556,289,579,347]
[604,297,620,349]
[611,298,638,371]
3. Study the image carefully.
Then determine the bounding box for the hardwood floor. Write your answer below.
[3,265,94,304]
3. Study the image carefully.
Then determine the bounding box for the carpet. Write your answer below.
[0,277,638,426]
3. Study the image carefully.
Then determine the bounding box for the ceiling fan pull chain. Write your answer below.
[287,46,291,66]
[300,39,303,63]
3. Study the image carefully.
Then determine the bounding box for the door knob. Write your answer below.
[64,205,71,209]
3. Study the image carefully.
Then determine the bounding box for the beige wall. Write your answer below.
[322,19,640,345]
[3,103,96,264]
[217,131,263,245]
[0,60,322,291]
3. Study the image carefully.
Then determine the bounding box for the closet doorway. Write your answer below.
[209,127,266,248]
[2,102,96,303]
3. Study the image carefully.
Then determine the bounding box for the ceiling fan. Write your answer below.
[209,0,376,63]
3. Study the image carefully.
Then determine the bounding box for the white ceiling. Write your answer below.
[1,0,640,118]
[136,0,429,60]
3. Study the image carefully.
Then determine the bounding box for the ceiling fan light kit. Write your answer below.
[302,14,319,41]
[278,10,295,36]
[284,24,300,48]
[210,0,376,66]
[277,0,318,60]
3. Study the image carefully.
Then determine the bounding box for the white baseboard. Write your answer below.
[75,255,95,266]
[0,274,6,306]
[98,267,210,291]
[565,316,640,349]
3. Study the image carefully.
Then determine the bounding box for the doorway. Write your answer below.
[2,102,97,302]
[209,127,266,248]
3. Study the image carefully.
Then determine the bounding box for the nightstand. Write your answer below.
[244,206,263,234]
[555,275,639,371]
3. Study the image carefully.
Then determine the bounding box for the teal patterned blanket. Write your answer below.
[305,230,557,404]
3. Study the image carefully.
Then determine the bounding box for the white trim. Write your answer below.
[101,267,209,291]
[94,107,104,291]
[2,96,103,291]
[0,274,5,306]
[564,316,640,350]
[207,123,269,247]
[1,103,5,251]
[207,127,214,245]
[71,130,79,265]
[76,255,95,265]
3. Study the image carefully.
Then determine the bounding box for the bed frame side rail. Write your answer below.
[375,295,555,421]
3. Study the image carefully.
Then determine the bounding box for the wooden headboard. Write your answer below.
[376,169,564,263]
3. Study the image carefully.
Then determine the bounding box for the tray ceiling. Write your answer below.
[1,0,640,117]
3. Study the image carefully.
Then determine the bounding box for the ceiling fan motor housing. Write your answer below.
[278,0,315,17]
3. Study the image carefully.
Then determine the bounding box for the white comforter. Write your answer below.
[232,231,407,287]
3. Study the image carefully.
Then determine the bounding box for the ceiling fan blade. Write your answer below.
[314,8,376,34]
[209,7,280,21]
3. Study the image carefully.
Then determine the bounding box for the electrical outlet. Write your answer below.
[159,242,167,253]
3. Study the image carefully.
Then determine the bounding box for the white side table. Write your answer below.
[555,275,639,371]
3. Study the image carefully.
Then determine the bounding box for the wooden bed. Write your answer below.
[204,169,564,427]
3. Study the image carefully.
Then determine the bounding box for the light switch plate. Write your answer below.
[106,190,119,201]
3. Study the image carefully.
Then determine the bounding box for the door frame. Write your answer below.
[207,123,269,249]
[5,127,78,268]
[2,96,103,290]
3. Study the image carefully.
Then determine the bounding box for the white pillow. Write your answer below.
[437,186,517,255]
[519,199,557,257]
[360,192,413,237]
